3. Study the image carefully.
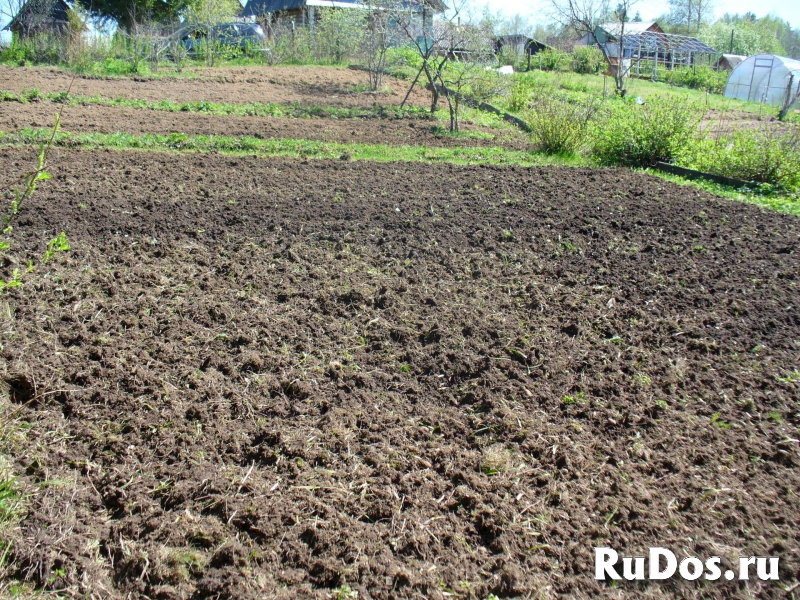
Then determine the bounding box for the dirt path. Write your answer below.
[0,148,798,598]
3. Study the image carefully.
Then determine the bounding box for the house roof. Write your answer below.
[242,0,446,17]
[3,0,71,32]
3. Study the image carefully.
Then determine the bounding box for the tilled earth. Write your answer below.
[0,148,798,599]
[0,65,433,107]
[0,100,528,149]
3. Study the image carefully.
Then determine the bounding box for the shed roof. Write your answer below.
[717,53,746,69]
[3,0,70,32]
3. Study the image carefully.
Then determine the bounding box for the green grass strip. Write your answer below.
[0,127,576,167]
[1,127,797,216]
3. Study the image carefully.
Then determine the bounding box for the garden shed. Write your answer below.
[3,0,71,39]
[724,54,800,108]
[716,53,745,71]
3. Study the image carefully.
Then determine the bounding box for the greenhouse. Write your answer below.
[724,54,800,108]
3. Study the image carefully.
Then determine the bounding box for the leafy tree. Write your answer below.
[183,0,241,65]
[549,0,641,96]
[700,16,785,55]
[313,8,366,64]
[76,0,189,31]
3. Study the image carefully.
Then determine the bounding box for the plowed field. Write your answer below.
[0,146,798,599]
[0,66,798,600]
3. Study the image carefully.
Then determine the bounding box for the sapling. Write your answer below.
[0,82,74,289]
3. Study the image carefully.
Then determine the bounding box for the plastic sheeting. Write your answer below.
[724,54,800,107]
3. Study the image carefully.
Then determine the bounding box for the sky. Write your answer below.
[474,0,800,29]
[2,0,798,43]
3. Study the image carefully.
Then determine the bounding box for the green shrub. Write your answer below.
[385,46,423,80]
[571,46,604,75]
[662,65,727,94]
[526,93,599,155]
[590,96,705,167]
[507,79,535,112]
[534,48,567,71]
[678,124,800,190]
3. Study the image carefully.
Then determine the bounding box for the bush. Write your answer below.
[571,46,604,75]
[533,48,567,71]
[313,8,365,64]
[507,78,539,112]
[662,65,727,94]
[526,94,599,155]
[678,124,800,190]
[590,96,705,167]
[385,46,422,80]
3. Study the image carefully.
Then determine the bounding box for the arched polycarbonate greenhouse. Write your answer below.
[724,54,800,108]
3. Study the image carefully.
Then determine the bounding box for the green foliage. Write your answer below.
[76,0,191,32]
[571,46,604,75]
[700,17,786,56]
[662,66,727,94]
[533,48,567,71]
[678,124,800,190]
[313,8,366,64]
[43,232,71,263]
[525,93,598,155]
[0,478,23,524]
[507,79,535,112]
[384,46,423,80]
[590,96,705,167]
[0,35,61,65]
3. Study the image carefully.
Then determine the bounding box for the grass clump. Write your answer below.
[590,95,705,167]
[480,444,513,476]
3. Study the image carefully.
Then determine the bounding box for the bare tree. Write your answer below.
[391,0,469,113]
[667,0,713,35]
[778,73,800,121]
[361,0,395,91]
[550,0,639,96]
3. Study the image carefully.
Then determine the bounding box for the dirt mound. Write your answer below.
[0,148,798,598]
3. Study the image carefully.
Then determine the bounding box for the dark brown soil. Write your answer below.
[0,147,799,599]
[0,100,528,149]
[0,65,433,107]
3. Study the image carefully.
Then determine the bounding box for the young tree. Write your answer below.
[435,20,501,131]
[550,0,639,96]
[391,0,467,113]
[361,0,395,90]
[313,8,365,64]
[183,0,240,66]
